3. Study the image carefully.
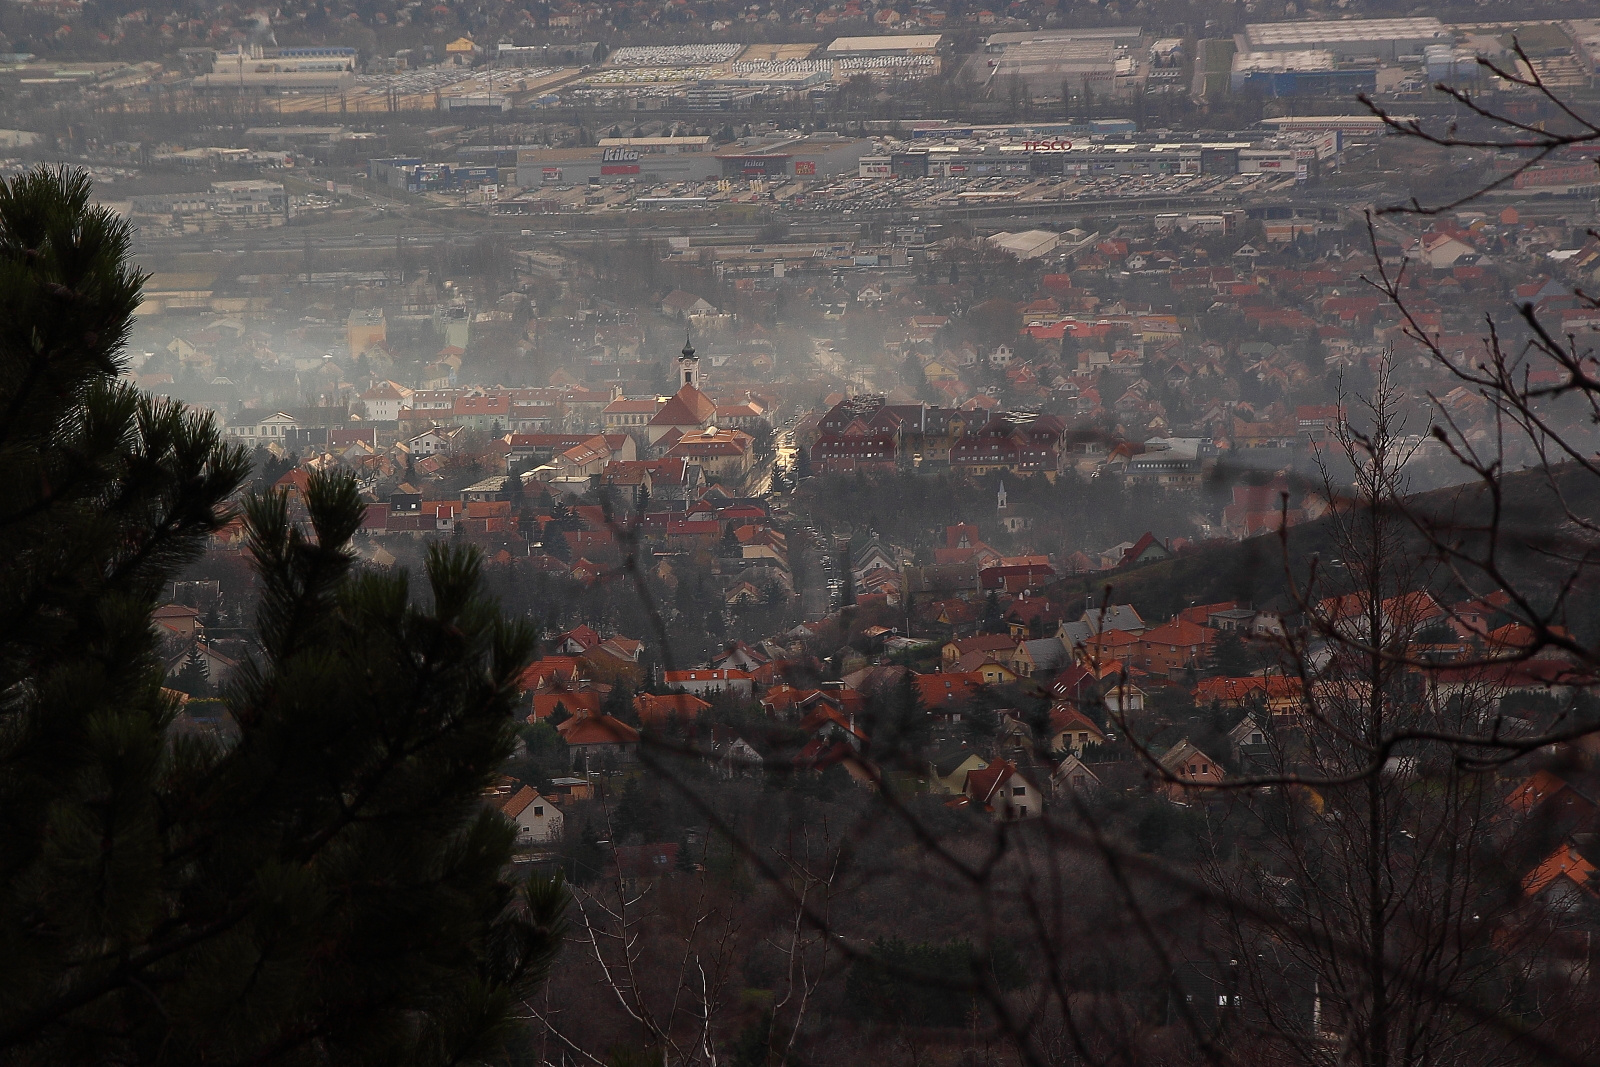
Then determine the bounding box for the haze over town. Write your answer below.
[7,0,1600,1062]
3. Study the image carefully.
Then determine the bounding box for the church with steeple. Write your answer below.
[647,331,718,453]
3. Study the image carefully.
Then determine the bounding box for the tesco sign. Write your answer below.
[1022,139,1074,153]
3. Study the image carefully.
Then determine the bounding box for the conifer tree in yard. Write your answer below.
[173,643,211,697]
[0,167,566,1065]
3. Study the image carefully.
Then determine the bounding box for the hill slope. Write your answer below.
[1040,463,1600,635]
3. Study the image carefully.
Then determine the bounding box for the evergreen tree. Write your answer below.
[1211,629,1254,676]
[981,589,1005,633]
[603,680,635,724]
[544,525,571,560]
[0,167,566,1066]
[965,703,1001,748]
[172,643,211,697]
[867,671,931,768]
[563,823,607,885]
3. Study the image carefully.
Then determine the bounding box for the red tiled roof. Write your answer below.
[650,383,717,427]
[635,692,710,728]
[557,714,639,744]
[964,758,1016,804]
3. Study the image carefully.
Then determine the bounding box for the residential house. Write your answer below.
[225,410,298,445]
[557,713,640,763]
[1051,753,1101,793]
[164,641,238,687]
[1193,675,1305,717]
[1227,713,1268,763]
[1506,769,1600,833]
[409,426,463,457]
[963,759,1043,820]
[929,744,989,795]
[914,671,984,722]
[852,536,898,588]
[1118,531,1172,568]
[980,556,1057,594]
[635,692,711,730]
[664,668,754,698]
[1010,637,1070,678]
[666,427,754,485]
[661,290,717,319]
[603,396,662,437]
[358,381,412,421]
[1156,739,1225,800]
[531,690,603,722]
[1522,840,1600,910]
[555,624,604,655]
[497,785,565,845]
[941,634,1015,670]
[152,603,203,641]
[1048,706,1106,756]
[1135,619,1216,678]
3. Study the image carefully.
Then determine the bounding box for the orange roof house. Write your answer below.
[963,759,1043,820]
[1156,739,1225,800]
[1048,706,1105,755]
[557,713,640,751]
[531,690,603,722]
[1523,842,1598,902]
[1192,675,1304,711]
[634,692,710,729]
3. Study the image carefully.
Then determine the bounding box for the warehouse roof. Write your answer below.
[826,34,943,53]
[1242,17,1446,48]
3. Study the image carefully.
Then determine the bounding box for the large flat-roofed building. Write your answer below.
[594,135,713,154]
[713,134,873,179]
[974,26,1146,97]
[985,26,1144,50]
[859,137,1269,178]
[1231,49,1377,96]
[243,125,348,147]
[1258,114,1400,136]
[515,146,720,186]
[497,41,603,65]
[826,34,943,55]
[1239,17,1450,59]
[987,39,1120,94]
[200,46,356,91]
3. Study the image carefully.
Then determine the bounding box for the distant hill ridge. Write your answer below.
[1040,463,1600,630]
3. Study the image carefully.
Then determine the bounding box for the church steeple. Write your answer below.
[679,328,699,390]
